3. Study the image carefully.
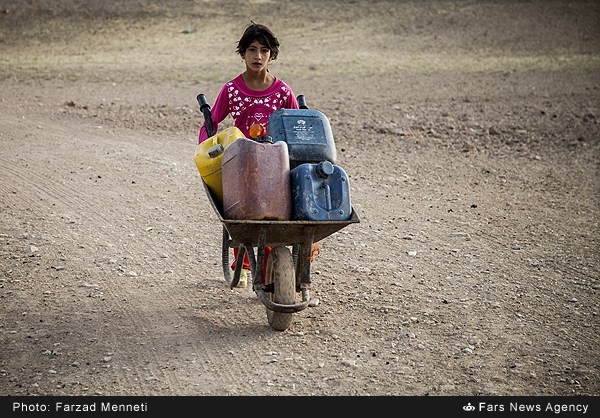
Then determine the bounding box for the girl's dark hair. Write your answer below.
[236,21,280,60]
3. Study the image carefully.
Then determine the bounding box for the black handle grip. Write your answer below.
[297,94,308,109]
[196,93,214,137]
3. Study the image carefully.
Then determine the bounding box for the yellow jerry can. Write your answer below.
[194,126,245,204]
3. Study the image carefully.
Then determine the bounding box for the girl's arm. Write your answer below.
[198,84,230,143]
[287,93,300,110]
[284,83,300,110]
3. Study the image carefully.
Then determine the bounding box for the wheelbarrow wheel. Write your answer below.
[265,245,295,331]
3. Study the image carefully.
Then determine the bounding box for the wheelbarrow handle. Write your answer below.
[297,94,308,109]
[196,93,215,137]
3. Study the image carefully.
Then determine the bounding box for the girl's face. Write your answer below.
[242,40,271,72]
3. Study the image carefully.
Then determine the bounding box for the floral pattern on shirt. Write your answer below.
[226,82,292,117]
[224,81,293,136]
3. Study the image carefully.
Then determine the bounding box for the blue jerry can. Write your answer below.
[267,108,337,169]
[290,161,352,221]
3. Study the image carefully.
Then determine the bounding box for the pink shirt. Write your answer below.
[198,74,299,143]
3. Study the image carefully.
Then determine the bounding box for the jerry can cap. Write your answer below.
[208,143,224,158]
[316,160,334,178]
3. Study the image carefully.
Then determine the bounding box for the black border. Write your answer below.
[1,396,598,417]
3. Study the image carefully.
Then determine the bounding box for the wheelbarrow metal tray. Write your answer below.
[202,179,359,246]
[222,211,359,247]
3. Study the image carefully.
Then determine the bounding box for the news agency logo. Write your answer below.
[463,403,476,412]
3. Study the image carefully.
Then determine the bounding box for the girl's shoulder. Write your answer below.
[268,77,295,97]
[219,74,242,91]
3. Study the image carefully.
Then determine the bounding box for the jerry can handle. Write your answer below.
[256,136,273,144]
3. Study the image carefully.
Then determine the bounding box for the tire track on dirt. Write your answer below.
[0,156,185,393]
[0,118,229,393]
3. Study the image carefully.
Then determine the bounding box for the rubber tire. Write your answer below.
[265,246,296,331]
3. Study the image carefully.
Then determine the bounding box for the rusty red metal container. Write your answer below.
[222,137,291,220]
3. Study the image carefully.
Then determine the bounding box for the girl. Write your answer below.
[198,22,299,287]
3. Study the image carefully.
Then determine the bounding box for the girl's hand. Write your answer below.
[249,122,266,139]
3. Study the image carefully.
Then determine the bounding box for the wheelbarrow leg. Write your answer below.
[229,244,247,289]
[249,229,267,289]
[296,226,319,307]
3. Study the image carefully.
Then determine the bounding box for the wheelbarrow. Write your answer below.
[196,93,360,331]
